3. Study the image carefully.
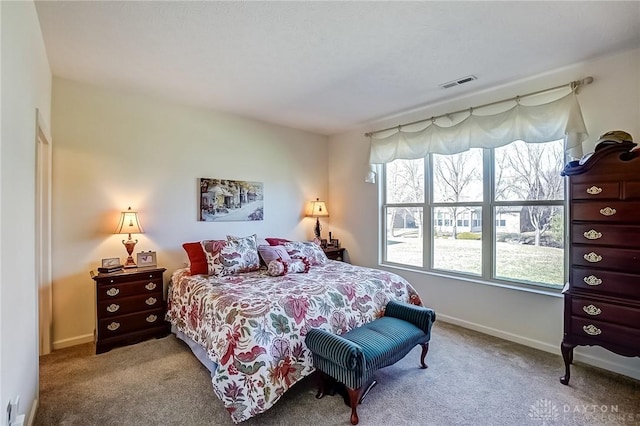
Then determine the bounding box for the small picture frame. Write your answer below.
[329,238,340,248]
[101,257,121,268]
[320,238,328,248]
[137,251,157,268]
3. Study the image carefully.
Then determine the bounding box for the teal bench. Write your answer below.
[305,300,436,425]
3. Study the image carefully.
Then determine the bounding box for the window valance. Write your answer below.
[367,91,588,183]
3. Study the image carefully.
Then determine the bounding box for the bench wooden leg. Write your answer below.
[344,378,377,425]
[315,370,337,399]
[346,386,363,425]
[419,342,429,369]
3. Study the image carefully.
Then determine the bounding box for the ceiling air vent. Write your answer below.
[439,75,477,89]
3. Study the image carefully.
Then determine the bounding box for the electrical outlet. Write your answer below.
[10,397,19,420]
[6,396,19,426]
[6,401,13,426]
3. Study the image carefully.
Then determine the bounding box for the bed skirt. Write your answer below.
[171,324,218,375]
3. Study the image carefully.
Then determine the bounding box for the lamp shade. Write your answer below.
[114,207,144,236]
[307,198,329,218]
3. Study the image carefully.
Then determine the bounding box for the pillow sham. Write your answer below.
[201,239,227,276]
[182,242,209,275]
[219,234,260,275]
[258,245,292,264]
[265,237,291,246]
[283,241,328,266]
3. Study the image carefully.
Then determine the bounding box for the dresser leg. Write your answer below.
[560,341,575,385]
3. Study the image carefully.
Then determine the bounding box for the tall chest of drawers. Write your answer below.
[560,141,640,384]
[92,267,168,354]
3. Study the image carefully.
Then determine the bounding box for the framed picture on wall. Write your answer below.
[199,178,264,222]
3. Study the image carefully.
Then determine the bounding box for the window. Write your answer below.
[382,139,565,288]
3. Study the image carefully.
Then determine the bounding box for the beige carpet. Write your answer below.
[35,322,640,426]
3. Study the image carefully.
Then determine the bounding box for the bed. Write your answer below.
[166,256,422,423]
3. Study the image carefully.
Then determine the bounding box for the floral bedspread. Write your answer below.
[165,261,422,423]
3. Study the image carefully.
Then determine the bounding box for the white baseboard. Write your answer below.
[437,314,558,353]
[571,350,640,381]
[52,333,93,350]
[437,314,640,381]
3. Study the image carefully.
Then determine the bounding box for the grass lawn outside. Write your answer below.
[386,236,564,287]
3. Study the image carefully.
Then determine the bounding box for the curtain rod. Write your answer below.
[364,76,594,138]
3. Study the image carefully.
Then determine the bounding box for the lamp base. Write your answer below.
[123,256,137,268]
[122,238,138,269]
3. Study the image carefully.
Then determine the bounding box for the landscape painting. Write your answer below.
[199,178,264,222]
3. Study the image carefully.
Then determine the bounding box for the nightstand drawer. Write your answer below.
[95,269,163,285]
[97,278,163,301]
[97,308,165,339]
[98,293,164,317]
[323,247,345,261]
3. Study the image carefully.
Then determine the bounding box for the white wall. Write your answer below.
[329,48,640,379]
[51,78,329,348]
[0,1,52,424]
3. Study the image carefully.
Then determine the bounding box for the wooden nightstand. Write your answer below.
[323,247,346,262]
[92,267,168,354]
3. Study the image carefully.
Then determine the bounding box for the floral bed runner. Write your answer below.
[166,261,422,423]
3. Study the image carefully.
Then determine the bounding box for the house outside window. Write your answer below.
[382,139,565,289]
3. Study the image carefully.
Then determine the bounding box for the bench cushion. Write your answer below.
[342,317,425,372]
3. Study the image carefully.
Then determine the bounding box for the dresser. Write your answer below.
[560,141,640,384]
[92,267,168,354]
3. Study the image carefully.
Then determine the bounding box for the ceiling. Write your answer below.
[35,1,640,136]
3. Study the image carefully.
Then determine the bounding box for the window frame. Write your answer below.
[380,144,568,291]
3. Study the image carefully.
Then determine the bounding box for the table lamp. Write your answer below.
[114,206,144,268]
[307,198,329,239]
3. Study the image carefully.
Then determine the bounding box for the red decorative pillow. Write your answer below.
[182,242,209,275]
[265,237,291,246]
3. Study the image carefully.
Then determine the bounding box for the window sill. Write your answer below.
[379,262,564,298]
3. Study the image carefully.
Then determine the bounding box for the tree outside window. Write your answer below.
[383,139,565,288]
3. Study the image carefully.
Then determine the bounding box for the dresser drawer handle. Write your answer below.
[583,252,602,263]
[145,282,157,291]
[145,297,157,306]
[106,303,120,313]
[582,304,602,316]
[599,207,616,216]
[146,314,158,323]
[583,275,602,286]
[107,322,120,331]
[586,186,602,195]
[582,324,601,336]
[106,288,120,297]
[583,230,602,240]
